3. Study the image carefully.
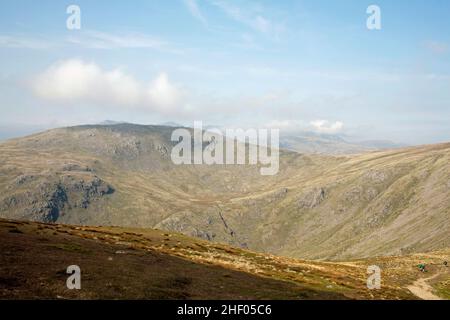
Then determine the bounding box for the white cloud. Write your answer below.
[310,120,344,134]
[182,0,208,26]
[31,59,184,114]
[66,31,169,50]
[0,35,54,49]
[0,31,180,53]
[209,0,283,36]
[147,73,182,110]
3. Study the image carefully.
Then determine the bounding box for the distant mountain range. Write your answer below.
[1,121,405,155]
[280,131,406,155]
[69,120,412,156]
[0,123,448,261]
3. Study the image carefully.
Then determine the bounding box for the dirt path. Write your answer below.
[407,273,443,300]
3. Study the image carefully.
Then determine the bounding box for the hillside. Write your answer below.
[0,124,449,261]
[280,132,377,155]
[1,219,449,300]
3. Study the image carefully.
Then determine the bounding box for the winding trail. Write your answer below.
[407,273,443,300]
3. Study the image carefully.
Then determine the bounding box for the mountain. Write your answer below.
[159,121,184,128]
[0,123,449,261]
[351,139,406,150]
[98,120,128,125]
[279,131,405,155]
[2,218,449,299]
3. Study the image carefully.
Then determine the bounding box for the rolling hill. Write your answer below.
[0,123,449,261]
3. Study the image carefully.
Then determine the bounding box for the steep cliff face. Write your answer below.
[0,170,114,223]
[0,124,449,260]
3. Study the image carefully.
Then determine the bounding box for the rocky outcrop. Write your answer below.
[0,174,114,223]
[343,186,379,202]
[363,169,390,184]
[61,163,93,172]
[297,188,326,209]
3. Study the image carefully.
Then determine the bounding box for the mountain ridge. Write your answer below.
[0,124,448,261]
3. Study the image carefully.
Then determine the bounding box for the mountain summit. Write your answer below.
[0,124,449,260]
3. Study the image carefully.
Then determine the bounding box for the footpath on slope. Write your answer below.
[407,273,444,300]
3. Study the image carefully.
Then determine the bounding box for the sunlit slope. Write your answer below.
[0,124,449,260]
[3,219,449,300]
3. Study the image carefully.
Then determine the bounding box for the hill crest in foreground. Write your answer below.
[1,219,449,300]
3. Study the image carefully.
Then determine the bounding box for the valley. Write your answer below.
[0,124,448,261]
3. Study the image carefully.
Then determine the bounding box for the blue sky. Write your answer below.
[0,0,449,144]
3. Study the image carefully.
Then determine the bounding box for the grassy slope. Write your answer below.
[1,219,449,300]
[0,125,449,261]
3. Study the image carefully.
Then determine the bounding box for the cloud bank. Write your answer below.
[31,59,183,114]
[29,60,346,133]
[310,120,344,134]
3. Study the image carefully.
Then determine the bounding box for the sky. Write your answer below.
[0,0,449,144]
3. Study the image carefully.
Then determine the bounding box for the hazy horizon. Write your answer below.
[1,0,449,145]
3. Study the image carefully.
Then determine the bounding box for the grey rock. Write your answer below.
[297,188,326,209]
